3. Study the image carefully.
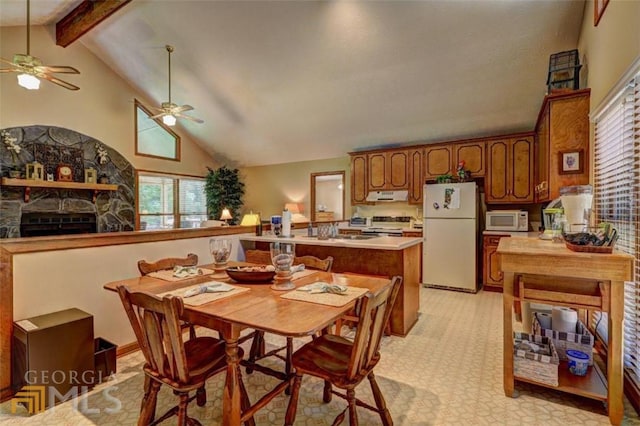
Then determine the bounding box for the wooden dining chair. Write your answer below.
[137,253,199,340]
[244,249,272,265]
[284,275,402,426]
[137,253,199,276]
[244,255,334,387]
[117,285,254,426]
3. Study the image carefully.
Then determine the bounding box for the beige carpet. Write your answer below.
[1,288,639,425]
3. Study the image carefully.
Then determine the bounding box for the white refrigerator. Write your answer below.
[422,182,478,292]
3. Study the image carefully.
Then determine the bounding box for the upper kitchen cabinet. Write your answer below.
[453,141,486,177]
[424,140,486,181]
[350,153,369,204]
[535,89,590,203]
[486,134,534,204]
[423,145,452,181]
[367,150,409,191]
[407,148,424,204]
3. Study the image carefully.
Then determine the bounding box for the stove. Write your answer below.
[361,216,411,236]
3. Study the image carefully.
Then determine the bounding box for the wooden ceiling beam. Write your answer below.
[56,0,131,47]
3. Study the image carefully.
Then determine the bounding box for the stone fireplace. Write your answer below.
[1,126,135,238]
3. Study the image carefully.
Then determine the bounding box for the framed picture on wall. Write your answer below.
[594,0,609,26]
[559,150,584,174]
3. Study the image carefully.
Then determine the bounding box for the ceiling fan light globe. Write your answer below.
[17,73,40,90]
[163,114,177,126]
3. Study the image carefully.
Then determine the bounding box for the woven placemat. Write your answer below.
[280,285,368,307]
[148,268,215,282]
[158,281,249,306]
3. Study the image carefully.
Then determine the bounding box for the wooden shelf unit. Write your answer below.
[498,237,634,425]
[515,360,608,402]
[1,178,118,202]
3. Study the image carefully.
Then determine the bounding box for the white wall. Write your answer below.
[578,0,640,110]
[0,25,218,176]
[12,235,245,347]
[242,157,350,219]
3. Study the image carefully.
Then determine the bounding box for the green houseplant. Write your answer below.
[204,166,245,225]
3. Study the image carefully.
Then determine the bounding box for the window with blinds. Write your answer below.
[138,173,206,230]
[593,69,640,389]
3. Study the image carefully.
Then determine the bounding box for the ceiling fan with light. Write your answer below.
[0,0,80,91]
[150,45,203,126]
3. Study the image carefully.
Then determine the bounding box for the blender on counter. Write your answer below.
[560,185,593,233]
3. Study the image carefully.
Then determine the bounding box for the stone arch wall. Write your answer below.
[0,126,135,238]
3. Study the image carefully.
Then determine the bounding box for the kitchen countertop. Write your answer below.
[239,233,422,250]
[337,225,422,232]
[482,230,541,238]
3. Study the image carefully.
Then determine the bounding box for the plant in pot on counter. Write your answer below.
[205,165,245,225]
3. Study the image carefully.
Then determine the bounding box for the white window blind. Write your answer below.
[593,71,640,387]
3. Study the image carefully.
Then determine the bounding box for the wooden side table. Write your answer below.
[498,237,633,425]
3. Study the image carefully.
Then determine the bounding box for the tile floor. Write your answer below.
[1,288,639,425]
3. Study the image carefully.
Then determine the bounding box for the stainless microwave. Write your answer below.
[485,210,528,232]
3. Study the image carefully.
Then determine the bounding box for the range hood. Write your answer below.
[366,190,409,202]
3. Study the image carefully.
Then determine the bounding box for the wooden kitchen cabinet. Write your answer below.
[424,140,486,182]
[402,231,423,238]
[534,89,590,203]
[486,135,534,204]
[407,148,424,204]
[483,234,508,290]
[368,150,409,191]
[453,141,486,177]
[423,145,452,181]
[350,153,368,204]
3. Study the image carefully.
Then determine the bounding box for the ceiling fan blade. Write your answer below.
[0,57,18,66]
[40,74,80,91]
[0,69,16,73]
[149,112,168,119]
[36,65,80,74]
[174,113,204,124]
[173,104,194,113]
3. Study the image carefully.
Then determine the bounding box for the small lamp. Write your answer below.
[220,208,232,225]
[285,203,308,223]
[240,212,261,226]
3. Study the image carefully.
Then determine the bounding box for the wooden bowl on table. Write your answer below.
[225,266,276,283]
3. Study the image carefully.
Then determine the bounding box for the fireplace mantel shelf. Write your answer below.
[1,178,118,202]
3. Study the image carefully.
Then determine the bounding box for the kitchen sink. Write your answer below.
[333,234,378,240]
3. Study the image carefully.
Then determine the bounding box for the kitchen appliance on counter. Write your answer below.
[349,217,372,227]
[423,182,478,292]
[541,197,563,239]
[560,185,593,232]
[485,210,528,232]
[360,216,411,237]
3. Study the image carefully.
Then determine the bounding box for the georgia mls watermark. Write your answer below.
[11,370,121,415]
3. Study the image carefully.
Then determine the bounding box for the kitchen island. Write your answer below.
[240,234,422,336]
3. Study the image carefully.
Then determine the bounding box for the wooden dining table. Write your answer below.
[103,262,391,425]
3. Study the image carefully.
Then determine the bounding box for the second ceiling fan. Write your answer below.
[150,45,203,126]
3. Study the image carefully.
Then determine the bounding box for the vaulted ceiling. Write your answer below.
[0,0,585,167]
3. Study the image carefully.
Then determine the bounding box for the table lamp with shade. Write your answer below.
[220,208,232,225]
[285,203,308,223]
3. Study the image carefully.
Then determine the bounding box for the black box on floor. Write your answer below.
[94,337,117,382]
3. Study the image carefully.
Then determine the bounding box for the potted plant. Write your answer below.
[204,166,245,225]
